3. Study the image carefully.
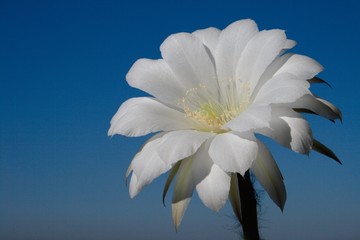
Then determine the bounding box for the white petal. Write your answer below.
[225,104,271,132]
[257,108,313,154]
[215,19,258,82]
[192,27,221,55]
[235,29,287,92]
[108,97,193,137]
[208,132,258,175]
[251,53,294,99]
[254,73,310,104]
[194,141,231,212]
[126,58,185,106]
[196,164,230,212]
[130,130,212,197]
[171,155,205,230]
[172,198,191,231]
[281,116,313,154]
[273,54,323,80]
[156,130,214,163]
[291,94,341,121]
[278,39,297,55]
[228,174,242,222]
[284,39,297,50]
[315,97,342,121]
[251,141,286,210]
[160,32,218,98]
[252,54,321,100]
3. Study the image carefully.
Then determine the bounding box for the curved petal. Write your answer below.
[225,103,271,133]
[315,97,342,122]
[192,27,221,56]
[228,173,242,223]
[291,94,342,121]
[254,73,310,104]
[126,58,185,106]
[208,132,258,175]
[273,54,323,80]
[195,141,231,212]
[108,97,193,137]
[172,149,212,230]
[257,108,313,154]
[251,53,294,100]
[171,157,193,230]
[215,19,258,82]
[235,29,287,92]
[160,32,219,98]
[129,130,212,198]
[251,141,286,210]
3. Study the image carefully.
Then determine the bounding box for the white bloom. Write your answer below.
[109,19,341,230]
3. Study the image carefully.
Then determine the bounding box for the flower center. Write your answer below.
[179,80,251,132]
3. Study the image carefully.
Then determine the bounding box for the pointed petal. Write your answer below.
[308,77,332,87]
[172,140,221,229]
[254,73,310,104]
[163,161,181,206]
[130,130,212,197]
[160,32,218,97]
[315,97,343,122]
[172,156,196,230]
[228,173,242,223]
[312,139,341,164]
[215,19,258,82]
[192,27,221,55]
[284,39,297,50]
[108,97,193,137]
[172,198,191,231]
[195,141,231,212]
[251,141,286,210]
[236,29,287,92]
[209,132,258,175]
[225,104,271,132]
[126,58,185,106]
[291,94,341,121]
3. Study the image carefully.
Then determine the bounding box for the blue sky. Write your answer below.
[1,0,359,239]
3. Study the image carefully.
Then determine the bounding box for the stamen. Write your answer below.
[178,79,252,131]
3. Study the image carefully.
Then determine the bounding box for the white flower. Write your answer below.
[108,19,341,230]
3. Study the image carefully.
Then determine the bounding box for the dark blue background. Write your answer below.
[1,0,359,239]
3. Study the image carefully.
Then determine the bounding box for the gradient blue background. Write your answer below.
[1,0,359,239]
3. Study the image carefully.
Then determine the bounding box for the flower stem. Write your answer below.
[237,171,260,240]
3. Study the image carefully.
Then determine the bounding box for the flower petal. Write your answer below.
[228,173,242,223]
[235,29,287,92]
[254,73,310,104]
[130,130,212,197]
[291,94,342,121]
[257,108,313,154]
[108,97,193,137]
[251,141,286,210]
[208,132,258,175]
[215,19,258,82]
[160,32,219,98]
[225,104,271,132]
[195,141,231,212]
[171,155,203,230]
[126,58,185,106]
[315,97,342,122]
[192,27,221,55]
[273,54,323,80]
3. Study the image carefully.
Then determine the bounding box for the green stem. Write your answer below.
[237,171,260,240]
